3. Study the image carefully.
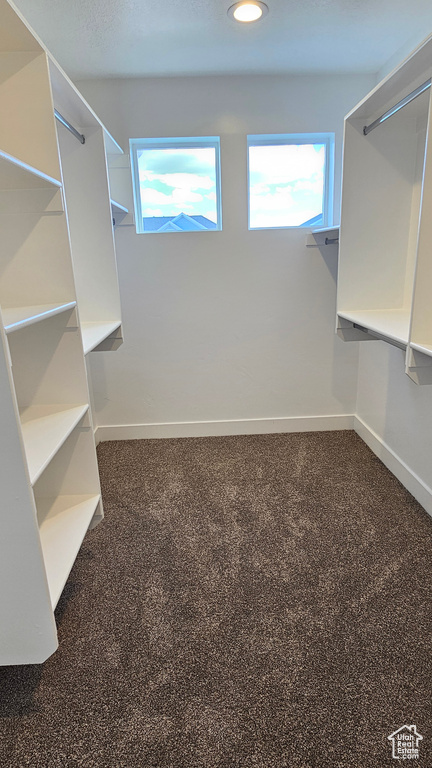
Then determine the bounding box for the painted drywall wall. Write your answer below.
[376,31,432,83]
[78,74,374,432]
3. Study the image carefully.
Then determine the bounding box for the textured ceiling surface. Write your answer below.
[12,0,432,79]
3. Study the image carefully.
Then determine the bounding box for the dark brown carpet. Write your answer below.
[0,431,431,767]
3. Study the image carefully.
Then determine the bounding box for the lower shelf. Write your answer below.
[37,494,101,607]
[338,308,410,346]
[81,321,122,355]
[20,404,89,485]
[410,341,432,358]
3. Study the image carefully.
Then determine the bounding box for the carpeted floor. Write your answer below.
[0,431,431,767]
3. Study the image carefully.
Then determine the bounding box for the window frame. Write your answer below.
[247,132,335,230]
[130,136,222,234]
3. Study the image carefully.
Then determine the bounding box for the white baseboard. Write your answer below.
[354,416,432,517]
[96,414,354,443]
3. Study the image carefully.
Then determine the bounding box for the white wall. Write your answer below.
[78,74,374,434]
[376,31,432,83]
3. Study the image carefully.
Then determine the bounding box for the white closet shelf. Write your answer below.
[338,308,410,345]
[111,199,128,214]
[0,149,62,190]
[312,225,340,235]
[81,321,122,355]
[3,302,76,334]
[306,225,339,248]
[111,199,129,227]
[20,404,89,485]
[410,341,432,358]
[37,494,100,607]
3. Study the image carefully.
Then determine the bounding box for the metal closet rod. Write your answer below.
[363,78,431,136]
[54,109,85,145]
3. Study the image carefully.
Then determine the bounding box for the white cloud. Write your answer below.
[137,146,219,221]
[140,188,172,205]
[140,185,204,206]
[138,153,218,220]
[203,212,217,222]
[292,176,323,196]
[248,145,324,227]
[251,183,270,197]
[250,183,320,227]
[142,208,164,217]
[249,144,325,185]
[139,170,214,192]
[172,188,204,204]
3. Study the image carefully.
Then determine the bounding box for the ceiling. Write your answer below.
[12,0,432,80]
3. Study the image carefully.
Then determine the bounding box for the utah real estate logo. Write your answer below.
[388,725,423,760]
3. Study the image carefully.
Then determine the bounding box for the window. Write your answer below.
[247,133,334,229]
[130,137,222,233]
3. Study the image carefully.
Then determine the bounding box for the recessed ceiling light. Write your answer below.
[228,1,269,23]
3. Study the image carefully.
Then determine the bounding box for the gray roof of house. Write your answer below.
[143,213,217,232]
[301,213,323,227]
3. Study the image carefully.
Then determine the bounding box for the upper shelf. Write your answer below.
[111,199,129,227]
[338,308,410,346]
[306,225,340,248]
[2,302,76,334]
[48,57,123,155]
[346,34,432,123]
[111,200,128,214]
[0,149,62,190]
[410,341,432,358]
[0,0,42,52]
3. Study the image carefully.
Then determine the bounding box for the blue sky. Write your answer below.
[249,143,325,228]
[138,147,218,222]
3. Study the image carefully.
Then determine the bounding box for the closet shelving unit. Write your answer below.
[306,225,339,248]
[111,199,129,227]
[406,78,432,384]
[0,0,126,664]
[48,59,127,356]
[337,34,432,384]
[108,151,134,229]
